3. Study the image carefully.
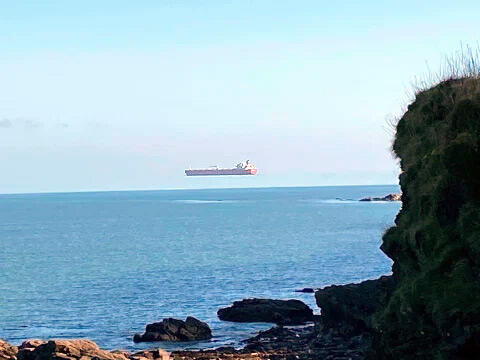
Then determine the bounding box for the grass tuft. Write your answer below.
[386,43,480,149]
[412,43,480,94]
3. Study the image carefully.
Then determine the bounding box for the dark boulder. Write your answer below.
[315,276,394,335]
[217,298,314,325]
[133,317,212,342]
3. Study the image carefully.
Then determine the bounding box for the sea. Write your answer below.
[0,185,400,351]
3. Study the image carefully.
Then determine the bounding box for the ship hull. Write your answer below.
[185,168,257,176]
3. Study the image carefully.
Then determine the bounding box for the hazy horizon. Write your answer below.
[2,1,479,193]
[0,182,400,196]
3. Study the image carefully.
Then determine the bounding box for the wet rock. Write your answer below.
[133,317,212,342]
[0,339,17,360]
[359,193,401,202]
[217,298,314,325]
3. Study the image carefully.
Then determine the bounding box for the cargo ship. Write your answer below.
[185,160,258,176]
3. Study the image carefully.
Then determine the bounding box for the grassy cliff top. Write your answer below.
[375,73,480,358]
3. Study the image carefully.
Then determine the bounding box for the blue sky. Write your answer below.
[1,1,479,193]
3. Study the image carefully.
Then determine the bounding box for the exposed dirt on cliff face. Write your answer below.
[373,78,480,359]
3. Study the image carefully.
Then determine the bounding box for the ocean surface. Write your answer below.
[0,185,400,351]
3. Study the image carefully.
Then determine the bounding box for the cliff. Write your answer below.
[373,78,480,358]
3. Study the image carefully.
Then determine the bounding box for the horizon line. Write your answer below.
[0,183,400,197]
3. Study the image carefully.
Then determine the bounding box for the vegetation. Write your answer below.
[373,47,480,358]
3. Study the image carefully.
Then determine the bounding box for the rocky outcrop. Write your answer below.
[315,276,394,335]
[170,324,369,360]
[372,78,480,359]
[359,193,402,202]
[0,339,170,360]
[133,317,212,342]
[0,339,17,360]
[0,331,370,360]
[217,298,314,325]
[243,324,370,360]
[16,340,129,360]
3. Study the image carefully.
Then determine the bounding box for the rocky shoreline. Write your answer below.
[1,281,382,360]
[1,320,371,360]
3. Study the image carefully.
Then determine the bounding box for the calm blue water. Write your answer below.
[0,185,400,351]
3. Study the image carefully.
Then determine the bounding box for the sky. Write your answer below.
[1,1,479,193]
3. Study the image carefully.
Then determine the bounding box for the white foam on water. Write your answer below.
[300,199,359,204]
[174,199,238,204]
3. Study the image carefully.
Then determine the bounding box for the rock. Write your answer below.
[15,340,46,360]
[110,351,131,359]
[294,288,315,293]
[133,317,212,342]
[217,298,314,325]
[130,349,169,360]
[16,340,128,360]
[315,276,394,335]
[359,193,401,202]
[18,341,45,351]
[0,339,17,360]
[3,332,370,360]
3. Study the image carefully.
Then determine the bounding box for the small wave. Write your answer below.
[301,199,358,204]
[174,200,238,204]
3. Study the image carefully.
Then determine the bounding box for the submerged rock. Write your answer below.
[133,317,212,342]
[294,287,315,293]
[217,298,314,325]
